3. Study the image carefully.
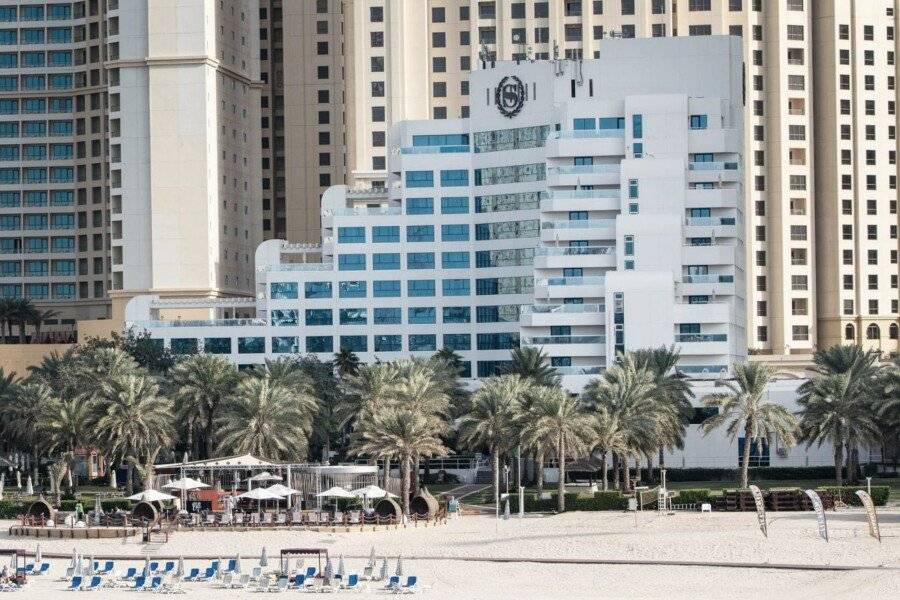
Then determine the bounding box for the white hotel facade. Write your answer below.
[128,36,746,395]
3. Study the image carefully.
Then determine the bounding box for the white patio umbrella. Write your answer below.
[126,489,177,502]
[68,548,77,568]
[234,553,241,574]
[34,545,41,564]
[504,497,510,519]
[176,557,184,578]
[265,483,300,497]
[87,555,95,575]
[317,486,354,513]
[25,475,33,495]
[367,547,376,570]
[337,555,345,579]
[238,487,284,515]
[323,557,333,581]
[109,470,117,489]
[379,558,388,581]
[248,471,281,483]
[352,484,397,509]
[216,557,223,577]
[162,477,209,491]
[259,547,268,568]
[395,555,403,577]
[0,473,5,501]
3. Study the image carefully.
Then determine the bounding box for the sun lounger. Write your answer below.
[230,574,250,589]
[161,579,186,595]
[146,576,163,592]
[161,562,175,576]
[66,576,83,591]
[253,576,269,592]
[340,574,359,590]
[383,576,400,591]
[31,562,50,576]
[82,575,103,591]
[269,577,289,593]
[147,562,160,575]
[304,567,317,580]
[288,574,305,589]
[262,513,273,525]
[204,514,216,526]
[276,512,286,525]
[120,567,137,581]
[248,566,262,582]
[128,575,146,590]
[215,573,233,588]
[96,561,114,576]
[58,566,75,581]
[393,576,417,594]
[181,568,200,582]
[18,565,33,575]
[195,567,216,582]
[360,566,374,581]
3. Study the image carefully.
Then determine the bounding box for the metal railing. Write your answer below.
[400,145,469,154]
[688,161,739,171]
[682,274,734,284]
[522,303,604,314]
[132,319,267,328]
[537,276,605,286]
[525,335,606,345]
[553,366,604,375]
[685,217,737,226]
[261,263,333,272]
[325,206,402,216]
[535,245,614,256]
[546,189,620,200]
[541,219,616,229]
[549,164,620,175]
[549,129,625,140]
[674,333,728,343]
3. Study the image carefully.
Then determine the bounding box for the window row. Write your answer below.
[0,166,73,183]
[270,276,533,299]
[0,258,75,276]
[270,304,522,327]
[0,282,74,299]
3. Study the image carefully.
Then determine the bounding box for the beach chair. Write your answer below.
[304,566,317,580]
[129,575,146,590]
[161,578,187,595]
[230,574,250,589]
[253,576,269,592]
[66,576,83,591]
[119,567,137,581]
[32,562,50,576]
[383,576,400,591]
[269,577,289,593]
[215,573,233,588]
[181,568,200,582]
[195,567,216,582]
[262,513,273,526]
[97,561,114,576]
[248,566,262,582]
[360,566,374,581]
[58,566,76,581]
[145,576,163,592]
[82,575,103,591]
[394,576,417,594]
[161,561,175,576]
[340,574,359,591]
[349,511,360,524]
[19,564,34,575]
[148,562,160,575]
[276,512,286,525]
[204,514,216,527]
[288,574,305,589]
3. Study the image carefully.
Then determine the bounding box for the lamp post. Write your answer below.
[517,446,524,519]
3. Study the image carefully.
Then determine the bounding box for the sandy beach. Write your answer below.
[2,510,898,599]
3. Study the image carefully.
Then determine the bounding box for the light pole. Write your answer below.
[517,446,524,518]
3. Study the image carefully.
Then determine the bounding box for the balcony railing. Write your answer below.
[537,276,605,286]
[535,245,614,256]
[522,303,605,314]
[325,206,402,216]
[133,319,267,328]
[553,366,604,375]
[549,129,625,140]
[549,164,620,175]
[546,189,620,200]
[541,219,616,230]
[678,364,728,376]
[682,274,734,284]
[674,333,728,343]
[688,161,739,171]
[685,217,737,226]
[261,262,333,272]
[400,145,469,154]
[525,335,605,345]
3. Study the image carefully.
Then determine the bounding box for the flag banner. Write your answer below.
[804,490,828,542]
[854,490,880,542]
[748,485,767,538]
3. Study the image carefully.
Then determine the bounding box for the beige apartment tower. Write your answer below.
[262,0,897,361]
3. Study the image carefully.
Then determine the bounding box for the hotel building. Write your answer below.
[127,36,746,391]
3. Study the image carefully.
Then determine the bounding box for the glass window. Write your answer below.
[441,224,469,241]
[304,281,332,298]
[271,309,298,326]
[407,252,435,269]
[441,251,470,269]
[690,114,708,129]
[406,225,434,242]
[408,307,436,324]
[409,334,437,352]
[405,171,434,188]
[443,334,471,351]
[477,332,520,350]
[340,335,367,352]
[305,309,332,326]
[476,305,521,323]
[372,225,399,243]
[171,338,198,354]
[440,169,469,187]
[573,118,596,130]
[373,280,401,297]
[408,279,436,297]
[339,308,367,325]
[339,280,366,298]
[337,226,365,243]
[306,336,333,353]
[338,254,366,270]
[442,306,471,323]
[374,335,402,352]
[374,307,401,324]
[441,196,469,214]
[373,253,400,270]
[238,337,265,354]
[270,282,298,299]
[272,336,299,354]
[632,114,643,138]
[406,197,434,214]
[204,338,232,354]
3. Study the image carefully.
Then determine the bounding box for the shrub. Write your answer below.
[674,488,716,505]
[0,501,25,519]
[663,466,845,482]
[816,486,889,507]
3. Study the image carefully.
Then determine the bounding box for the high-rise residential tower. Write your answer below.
[262,0,897,361]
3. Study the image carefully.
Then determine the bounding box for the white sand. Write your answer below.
[2,509,898,599]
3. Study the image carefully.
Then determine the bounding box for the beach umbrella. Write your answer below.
[239,487,284,515]
[265,483,300,497]
[176,557,184,578]
[69,548,77,568]
[143,556,150,578]
[234,553,241,574]
[259,547,268,567]
[367,546,376,569]
[351,484,396,499]
[25,475,33,495]
[216,557,223,577]
[93,496,103,525]
[35,545,41,564]
[0,477,4,501]
[337,555,345,579]
[126,489,177,502]
[379,558,388,581]
[248,471,281,483]
[88,555,95,575]
[109,470,116,489]
[323,557,333,581]
[162,477,210,491]
[395,555,403,577]
[16,470,21,488]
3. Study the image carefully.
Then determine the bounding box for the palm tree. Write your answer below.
[502,346,560,387]
[9,298,37,343]
[170,353,240,458]
[26,348,78,392]
[458,375,530,508]
[41,396,94,491]
[298,355,342,463]
[349,406,448,516]
[30,308,58,343]
[340,362,400,429]
[0,298,17,343]
[797,372,880,485]
[0,381,54,481]
[333,348,360,377]
[521,386,595,512]
[701,362,798,488]
[93,374,173,493]
[215,376,315,460]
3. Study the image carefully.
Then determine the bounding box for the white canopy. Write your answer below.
[316,486,354,499]
[162,477,210,491]
[351,485,397,499]
[238,488,285,501]
[264,483,301,497]
[127,489,177,502]
[247,471,282,483]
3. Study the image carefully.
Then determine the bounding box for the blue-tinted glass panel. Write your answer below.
[409,334,437,352]
[204,338,232,354]
[372,225,399,243]
[408,307,436,324]
[305,309,333,326]
[374,307,401,324]
[440,196,469,214]
[337,226,365,243]
[406,225,434,242]
[374,335,402,351]
[373,280,401,297]
[270,282,298,299]
[441,224,469,241]
[339,280,366,298]
[443,334,471,351]
[406,197,434,214]
[271,309,298,326]
[339,308,367,325]
[442,278,470,296]
[405,171,434,188]
[305,281,333,298]
[441,251,469,269]
[442,306,470,323]
[338,254,366,270]
[306,336,333,353]
[238,337,265,354]
[407,252,435,269]
[373,253,400,270]
[440,169,468,187]
[272,336,299,353]
[408,279,436,297]
[340,335,367,352]
[171,338,198,354]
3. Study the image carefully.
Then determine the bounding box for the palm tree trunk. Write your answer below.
[740,423,753,488]
[600,452,608,491]
[125,463,134,495]
[612,453,620,490]
[623,454,631,491]
[400,454,411,516]
[658,446,666,481]
[556,435,566,512]
[848,444,859,485]
[833,437,844,486]
[411,455,420,494]
[202,415,217,460]
[535,449,545,496]
[491,447,500,509]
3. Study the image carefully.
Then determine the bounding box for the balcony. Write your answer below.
[682,244,741,267]
[542,189,620,213]
[549,130,625,140]
[524,335,606,358]
[682,274,734,284]
[674,333,727,343]
[688,161,739,171]
[520,303,605,327]
[685,217,737,227]
[547,129,626,159]
[261,262,333,272]
[541,219,616,242]
[677,364,729,378]
[534,276,604,300]
[525,335,605,345]
[553,366,604,375]
[325,206,401,217]
[133,319,267,328]
[534,245,615,269]
[687,128,741,154]
[399,145,469,155]
[549,164,620,176]
[685,187,739,209]
[547,163,620,187]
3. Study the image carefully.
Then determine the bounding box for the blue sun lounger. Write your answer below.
[66,576,83,591]
[182,568,200,582]
[82,576,103,591]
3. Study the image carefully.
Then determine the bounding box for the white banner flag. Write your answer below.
[804,489,828,542]
[854,490,880,542]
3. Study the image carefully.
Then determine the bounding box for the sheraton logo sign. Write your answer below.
[495,76,526,118]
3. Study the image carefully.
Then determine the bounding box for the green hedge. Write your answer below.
[817,486,889,507]
[0,501,25,519]
[663,466,862,482]
[0,498,134,519]
[674,488,717,504]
